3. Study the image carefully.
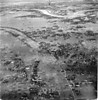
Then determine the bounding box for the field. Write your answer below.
[0,1,97,100]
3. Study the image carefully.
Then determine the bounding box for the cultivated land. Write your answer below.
[0,1,97,100]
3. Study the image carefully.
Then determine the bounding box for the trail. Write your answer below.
[0,27,39,49]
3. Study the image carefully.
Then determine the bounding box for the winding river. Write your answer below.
[35,9,85,19]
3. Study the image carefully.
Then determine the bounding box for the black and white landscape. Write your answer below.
[0,0,97,100]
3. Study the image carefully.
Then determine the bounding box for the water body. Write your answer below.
[36,9,85,19]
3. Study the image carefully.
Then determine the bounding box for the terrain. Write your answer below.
[0,1,98,100]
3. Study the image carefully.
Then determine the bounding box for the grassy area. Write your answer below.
[0,2,97,100]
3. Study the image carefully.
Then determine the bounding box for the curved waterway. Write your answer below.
[35,9,85,19]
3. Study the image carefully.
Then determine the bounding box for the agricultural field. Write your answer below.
[0,1,97,100]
